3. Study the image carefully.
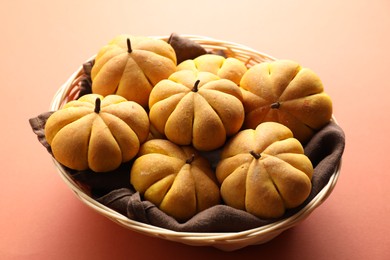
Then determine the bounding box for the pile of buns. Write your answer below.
[44,34,332,222]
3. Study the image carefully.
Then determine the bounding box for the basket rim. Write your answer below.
[48,34,342,248]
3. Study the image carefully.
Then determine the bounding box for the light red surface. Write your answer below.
[1,0,389,259]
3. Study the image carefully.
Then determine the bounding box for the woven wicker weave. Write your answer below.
[49,35,341,251]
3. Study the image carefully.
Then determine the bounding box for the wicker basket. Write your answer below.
[49,35,342,251]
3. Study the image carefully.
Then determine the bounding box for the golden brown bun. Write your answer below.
[216,122,313,219]
[91,35,177,107]
[177,54,248,85]
[148,70,245,151]
[240,60,333,143]
[45,94,150,172]
[130,139,221,222]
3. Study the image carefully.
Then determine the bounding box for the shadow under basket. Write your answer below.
[49,35,343,251]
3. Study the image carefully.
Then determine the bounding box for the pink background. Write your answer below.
[1,0,389,259]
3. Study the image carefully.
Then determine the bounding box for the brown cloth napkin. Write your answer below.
[29,113,345,232]
[167,33,208,64]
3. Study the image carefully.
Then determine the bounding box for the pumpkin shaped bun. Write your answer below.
[216,122,313,219]
[45,94,150,172]
[176,54,248,85]
[240,59,332,143]
[148,70,245,151]
[91,34,177,107]
[130,139,221,222]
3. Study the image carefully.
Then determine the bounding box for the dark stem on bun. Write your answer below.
[250,150,261,159]
[127,38,132,53]
[192,80,200,92]
[186,154,195,164]
[270,101,281,109]
[94,98,101,113]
